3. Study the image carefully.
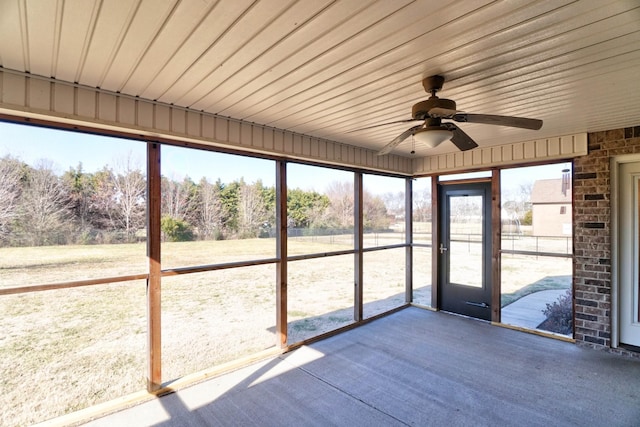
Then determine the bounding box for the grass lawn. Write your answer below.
[0,237,570,426]
[0,237,406,426]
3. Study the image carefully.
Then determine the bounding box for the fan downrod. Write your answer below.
[411,75,456,120]
[422,75,445,95]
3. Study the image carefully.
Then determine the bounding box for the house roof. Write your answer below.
[531,178,572,204]
[0,1,639,159]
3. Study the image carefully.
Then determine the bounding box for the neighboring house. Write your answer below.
[530,178,572,236]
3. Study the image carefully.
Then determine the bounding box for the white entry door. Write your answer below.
[619,161,640,347]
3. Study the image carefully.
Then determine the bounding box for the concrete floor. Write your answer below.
[86,307,640,427]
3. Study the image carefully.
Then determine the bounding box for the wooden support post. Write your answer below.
[276,161,288,347]
[354,172,363,321]
[431,176,439,309]
[491,169,502,323]
[405,177,413,303]
[146,142,162,391]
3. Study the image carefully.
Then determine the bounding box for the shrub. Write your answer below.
[539,289,572,335]
[521,210,533,226]
[161,216,194,242]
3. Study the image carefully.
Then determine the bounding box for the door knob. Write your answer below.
[439,243,448,254]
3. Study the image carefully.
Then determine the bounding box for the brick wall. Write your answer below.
[573,125,640,357]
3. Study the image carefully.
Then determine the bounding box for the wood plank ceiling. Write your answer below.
[0,0,639,158]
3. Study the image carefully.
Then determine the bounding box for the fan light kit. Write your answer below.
[351,75,543,155]
[413,127,452,148]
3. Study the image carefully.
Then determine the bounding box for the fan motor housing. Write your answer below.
[412,98,456,120]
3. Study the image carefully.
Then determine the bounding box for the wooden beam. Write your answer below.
[0,274,148,296]
[146,142,162,391]
[354,172,363,321]
[405,177,413,303]
[431,176,439,309]
[491,169,501,323]
[362,244,407,252]
[161,258,279,276]
[276,160,288,347]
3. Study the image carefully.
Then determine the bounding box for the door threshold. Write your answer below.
[618,343,640,354]
[441,309,491,324]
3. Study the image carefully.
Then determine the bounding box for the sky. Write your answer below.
[0,121,570,195]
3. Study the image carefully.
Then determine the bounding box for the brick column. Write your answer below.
[573,126,640,356]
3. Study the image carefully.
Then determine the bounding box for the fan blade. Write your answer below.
[377,125,422,155]
[443,123,478,151]
[452,113,543,130]
[347,118,421,133]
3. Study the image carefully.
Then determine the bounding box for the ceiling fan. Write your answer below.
[356,75,543,155]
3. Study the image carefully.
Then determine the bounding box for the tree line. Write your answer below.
[0,155,427,247]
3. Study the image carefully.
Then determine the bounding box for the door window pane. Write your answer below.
[449,195,483,288]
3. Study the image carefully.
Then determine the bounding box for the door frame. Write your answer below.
[431,171,501,322]
[611,153,640,348]
[438,180,492,320]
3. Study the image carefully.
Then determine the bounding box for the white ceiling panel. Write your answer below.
[79,0,140,88]
[56,0,101,83]
[0,0,639,159]
[0,0,27,71]
[120,0,221,95]
[191,0,416,113]
[99,0,177,92]
[24,0,58,77]
[138,0,255,101]
[178,0,340,109]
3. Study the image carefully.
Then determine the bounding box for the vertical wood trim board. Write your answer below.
[405,178,413,303]
[491,170,501,323]
[354,172,364,322]
[146,142,162,391]
[276,161,288,348]
[430,177,439,309]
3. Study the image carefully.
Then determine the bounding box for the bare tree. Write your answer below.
[502,181,533,219]
[62,163,95,233]
[18,160,71,245]
[363,191,390,231]
[194,177,223,240]
[162,175,194,221]
[325,181,354,229]
[111,153,146,242]
[90,167,118,233]
[0,156,23,239]
[519,182,533,211]
[238,180,267,238]
[413,186,432,223]
[382,191,405,218]
[324,181,390,231]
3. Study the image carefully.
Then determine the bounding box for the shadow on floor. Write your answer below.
[86,307,640,427]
